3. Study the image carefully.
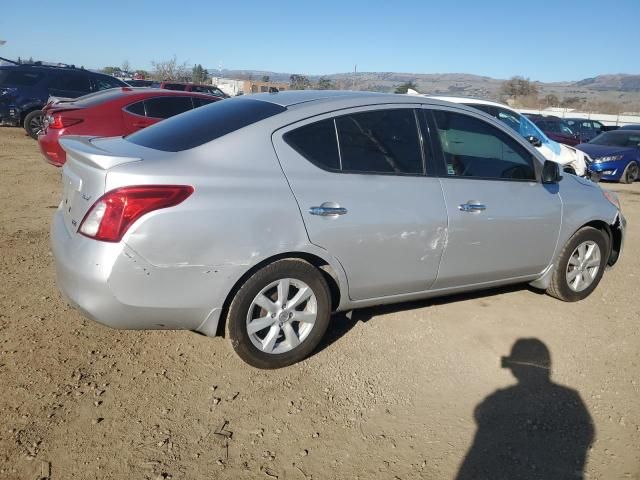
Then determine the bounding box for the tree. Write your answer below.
[317,77,335,90]
[561,96,584,109]
[151,56,190,81]
[192,64,209,84]
[261,75,270,83]
[394,81,418,94]
[121,60,130,73]
[543,94,559,108]
[289,74,311,90]
[102,66,122,76]
[500,76,538,99]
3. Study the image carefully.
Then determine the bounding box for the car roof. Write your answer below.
[245,89,466,110]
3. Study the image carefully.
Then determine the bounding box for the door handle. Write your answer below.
[309,205,348,216]
[458,202,486,212]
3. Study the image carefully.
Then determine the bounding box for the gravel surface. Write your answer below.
[0,127,638,479]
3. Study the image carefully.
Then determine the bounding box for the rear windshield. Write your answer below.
[0,69,44,86]
[126,98,286,152]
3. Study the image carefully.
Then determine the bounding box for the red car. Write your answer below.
[38,87,220,166]
[525,114,581,146]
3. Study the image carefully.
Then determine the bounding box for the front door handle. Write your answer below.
[458,202,487,212]
[309,204,348,216]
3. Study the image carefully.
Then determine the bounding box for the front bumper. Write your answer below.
[51,209,224,331]
[589,161,626,181]
[0,103,20,127]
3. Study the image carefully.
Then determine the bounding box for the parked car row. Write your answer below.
[0,59,230,139]
[38,87,221,166]
[51,90,626,368]
[0,61,128,138]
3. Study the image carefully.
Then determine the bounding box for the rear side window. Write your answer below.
[284,109,424,175]
[0,69,44,86]
[336,110,423,174]
[49,71,91,93]
[125,100,145,116]
[192,97,218,108]
[92,74,124,91]
[163,83,185,91]
[126,98,286,152]
[144,96,193,119]
[432,110,535,181]
[284,119,340,170]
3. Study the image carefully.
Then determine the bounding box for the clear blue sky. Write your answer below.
[2,0,639,81]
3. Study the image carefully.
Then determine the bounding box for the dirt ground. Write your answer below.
[0,126,638,480]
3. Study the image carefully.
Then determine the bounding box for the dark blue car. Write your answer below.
[576,130,640,183]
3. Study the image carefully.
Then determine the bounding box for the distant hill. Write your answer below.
[216,69,640,111]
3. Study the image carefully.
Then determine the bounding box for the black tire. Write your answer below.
[226,259,331,369]
[23,110,45,140]
[546,227,608,302]
[620,161,638,184]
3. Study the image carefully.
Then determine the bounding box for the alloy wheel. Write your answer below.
[246,278,317,354]
[566,240,601,292]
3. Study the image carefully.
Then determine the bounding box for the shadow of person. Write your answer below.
[456,338,594,480]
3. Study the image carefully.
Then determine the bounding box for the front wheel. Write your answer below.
[620,161,638,184]
[24,110,45,139]
[226,259,331,369]
[546,227,608,302]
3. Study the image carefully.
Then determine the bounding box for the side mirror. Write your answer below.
[526,135,542,147]
[542,160,562,184]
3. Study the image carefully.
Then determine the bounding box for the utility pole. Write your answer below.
[353,64,357,90]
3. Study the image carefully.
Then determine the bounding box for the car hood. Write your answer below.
[538,142,588,176]
[575,143,635,159]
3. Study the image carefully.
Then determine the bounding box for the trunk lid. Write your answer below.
[59,136,142,235]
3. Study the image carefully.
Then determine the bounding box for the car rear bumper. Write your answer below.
[38,131,66,166]
[51,209,225,332]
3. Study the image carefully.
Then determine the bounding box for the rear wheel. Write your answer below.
[226,259,331,369]
[23,110,45,139]
[620,161,638,184]
[546,227,608,302]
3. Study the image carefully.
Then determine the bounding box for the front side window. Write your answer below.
[432,110,535,181]
[144,96,193,119]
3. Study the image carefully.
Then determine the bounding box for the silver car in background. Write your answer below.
[52,91,625,368]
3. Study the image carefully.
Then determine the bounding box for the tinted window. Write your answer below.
[125,100,145,116]
[92,74,124,91]
[336,110,423,174]
[163,83,185,91]
[126,98,286,152]
[144,96,193,119]
[284,119,340,170]
[192,97,218,108]
[432,110,535,180]
[49,71,91,93]
[0,69,44,86]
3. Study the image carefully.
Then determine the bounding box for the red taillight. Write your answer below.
[49,114,83,129]
[78,185,194,242]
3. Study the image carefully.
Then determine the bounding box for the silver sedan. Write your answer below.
[52,91,625,368]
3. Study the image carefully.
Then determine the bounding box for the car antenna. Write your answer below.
[0,56,20,66]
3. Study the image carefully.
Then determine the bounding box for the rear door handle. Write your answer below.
[458,202,486,212]
[309,205,348,216]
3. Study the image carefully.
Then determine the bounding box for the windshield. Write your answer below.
[495,108,561,155]
[589,131,640,148]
